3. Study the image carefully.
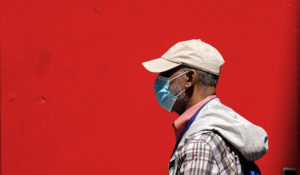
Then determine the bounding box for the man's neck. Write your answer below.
[187,86,216,109]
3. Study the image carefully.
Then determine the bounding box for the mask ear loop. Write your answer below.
[170,70,189,97]
[169,70,189,81]
[175,88,186,97]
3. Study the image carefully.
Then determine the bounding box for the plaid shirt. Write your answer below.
[169,131,242,175]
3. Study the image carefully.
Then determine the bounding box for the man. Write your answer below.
[142,39,268,175]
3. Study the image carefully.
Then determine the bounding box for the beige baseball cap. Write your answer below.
[142,39,225,75]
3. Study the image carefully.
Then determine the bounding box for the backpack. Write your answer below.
[240,157,262,175]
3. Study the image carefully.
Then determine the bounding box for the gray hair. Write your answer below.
[180,65,219,87]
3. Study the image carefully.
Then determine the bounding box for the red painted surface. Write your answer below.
[1,0,299,174]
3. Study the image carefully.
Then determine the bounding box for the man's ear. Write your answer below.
[185,70,196,88]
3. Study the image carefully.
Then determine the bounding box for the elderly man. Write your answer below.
[142,39,268,175]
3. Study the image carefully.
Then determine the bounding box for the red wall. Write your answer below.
[1,0,299,174]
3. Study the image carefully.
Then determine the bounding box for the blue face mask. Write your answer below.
[154,71,189,112]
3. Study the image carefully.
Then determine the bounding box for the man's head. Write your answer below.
[142,39,224,114]
[158,65,219,114]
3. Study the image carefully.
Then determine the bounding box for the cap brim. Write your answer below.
[142,58,181,73]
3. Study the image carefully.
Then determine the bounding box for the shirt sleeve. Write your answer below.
[179,140,218,175]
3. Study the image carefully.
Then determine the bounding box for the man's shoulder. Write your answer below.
[185,130,223,144]
[177,131,242,174]
[183,130,233,156]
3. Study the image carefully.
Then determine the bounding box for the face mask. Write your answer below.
[154,71,189,112]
